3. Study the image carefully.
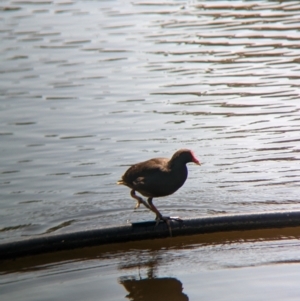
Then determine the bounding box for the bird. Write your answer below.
[117,149,201,235]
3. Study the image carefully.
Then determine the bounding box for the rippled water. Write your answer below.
[1,0,300,244]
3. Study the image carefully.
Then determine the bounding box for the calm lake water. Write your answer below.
[1,0,300,299]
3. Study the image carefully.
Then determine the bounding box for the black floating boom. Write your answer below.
[1,210,300,260]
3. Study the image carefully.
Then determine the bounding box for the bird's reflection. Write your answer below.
[120,276,188,301]
[118,250,188,301]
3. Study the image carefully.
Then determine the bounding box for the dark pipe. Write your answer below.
[1,210,300,260]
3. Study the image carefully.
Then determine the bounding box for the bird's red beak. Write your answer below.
[191,152,201,165]
[193,158,201,165]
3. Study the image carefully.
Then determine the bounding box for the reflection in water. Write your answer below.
[120,276,188,301]
[119,250,188,301]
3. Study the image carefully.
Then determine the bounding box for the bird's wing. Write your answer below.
[123,158,169,186]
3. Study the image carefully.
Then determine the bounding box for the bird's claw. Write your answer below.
[155,216,182,224]
[155,216,182,237]
[169,216,183,222]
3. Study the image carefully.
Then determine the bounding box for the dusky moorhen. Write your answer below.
[117,149,200,234]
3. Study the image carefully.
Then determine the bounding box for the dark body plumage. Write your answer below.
[117,149,200,227]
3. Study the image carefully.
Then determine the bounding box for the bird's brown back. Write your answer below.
[120,157,188,198]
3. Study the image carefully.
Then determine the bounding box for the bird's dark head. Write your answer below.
[170,149,201,166]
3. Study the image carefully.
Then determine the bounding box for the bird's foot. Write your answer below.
[155,216,182,224]
[131,190,151,211]
[155,215,182,237]
[134,198,151,211]
[169,216,183,222]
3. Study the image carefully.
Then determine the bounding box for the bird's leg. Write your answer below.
[146,198,163,220]
[147,198,173,237]
[130,189,142,209]
[146,198,182,222]
[130,190,151,210]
